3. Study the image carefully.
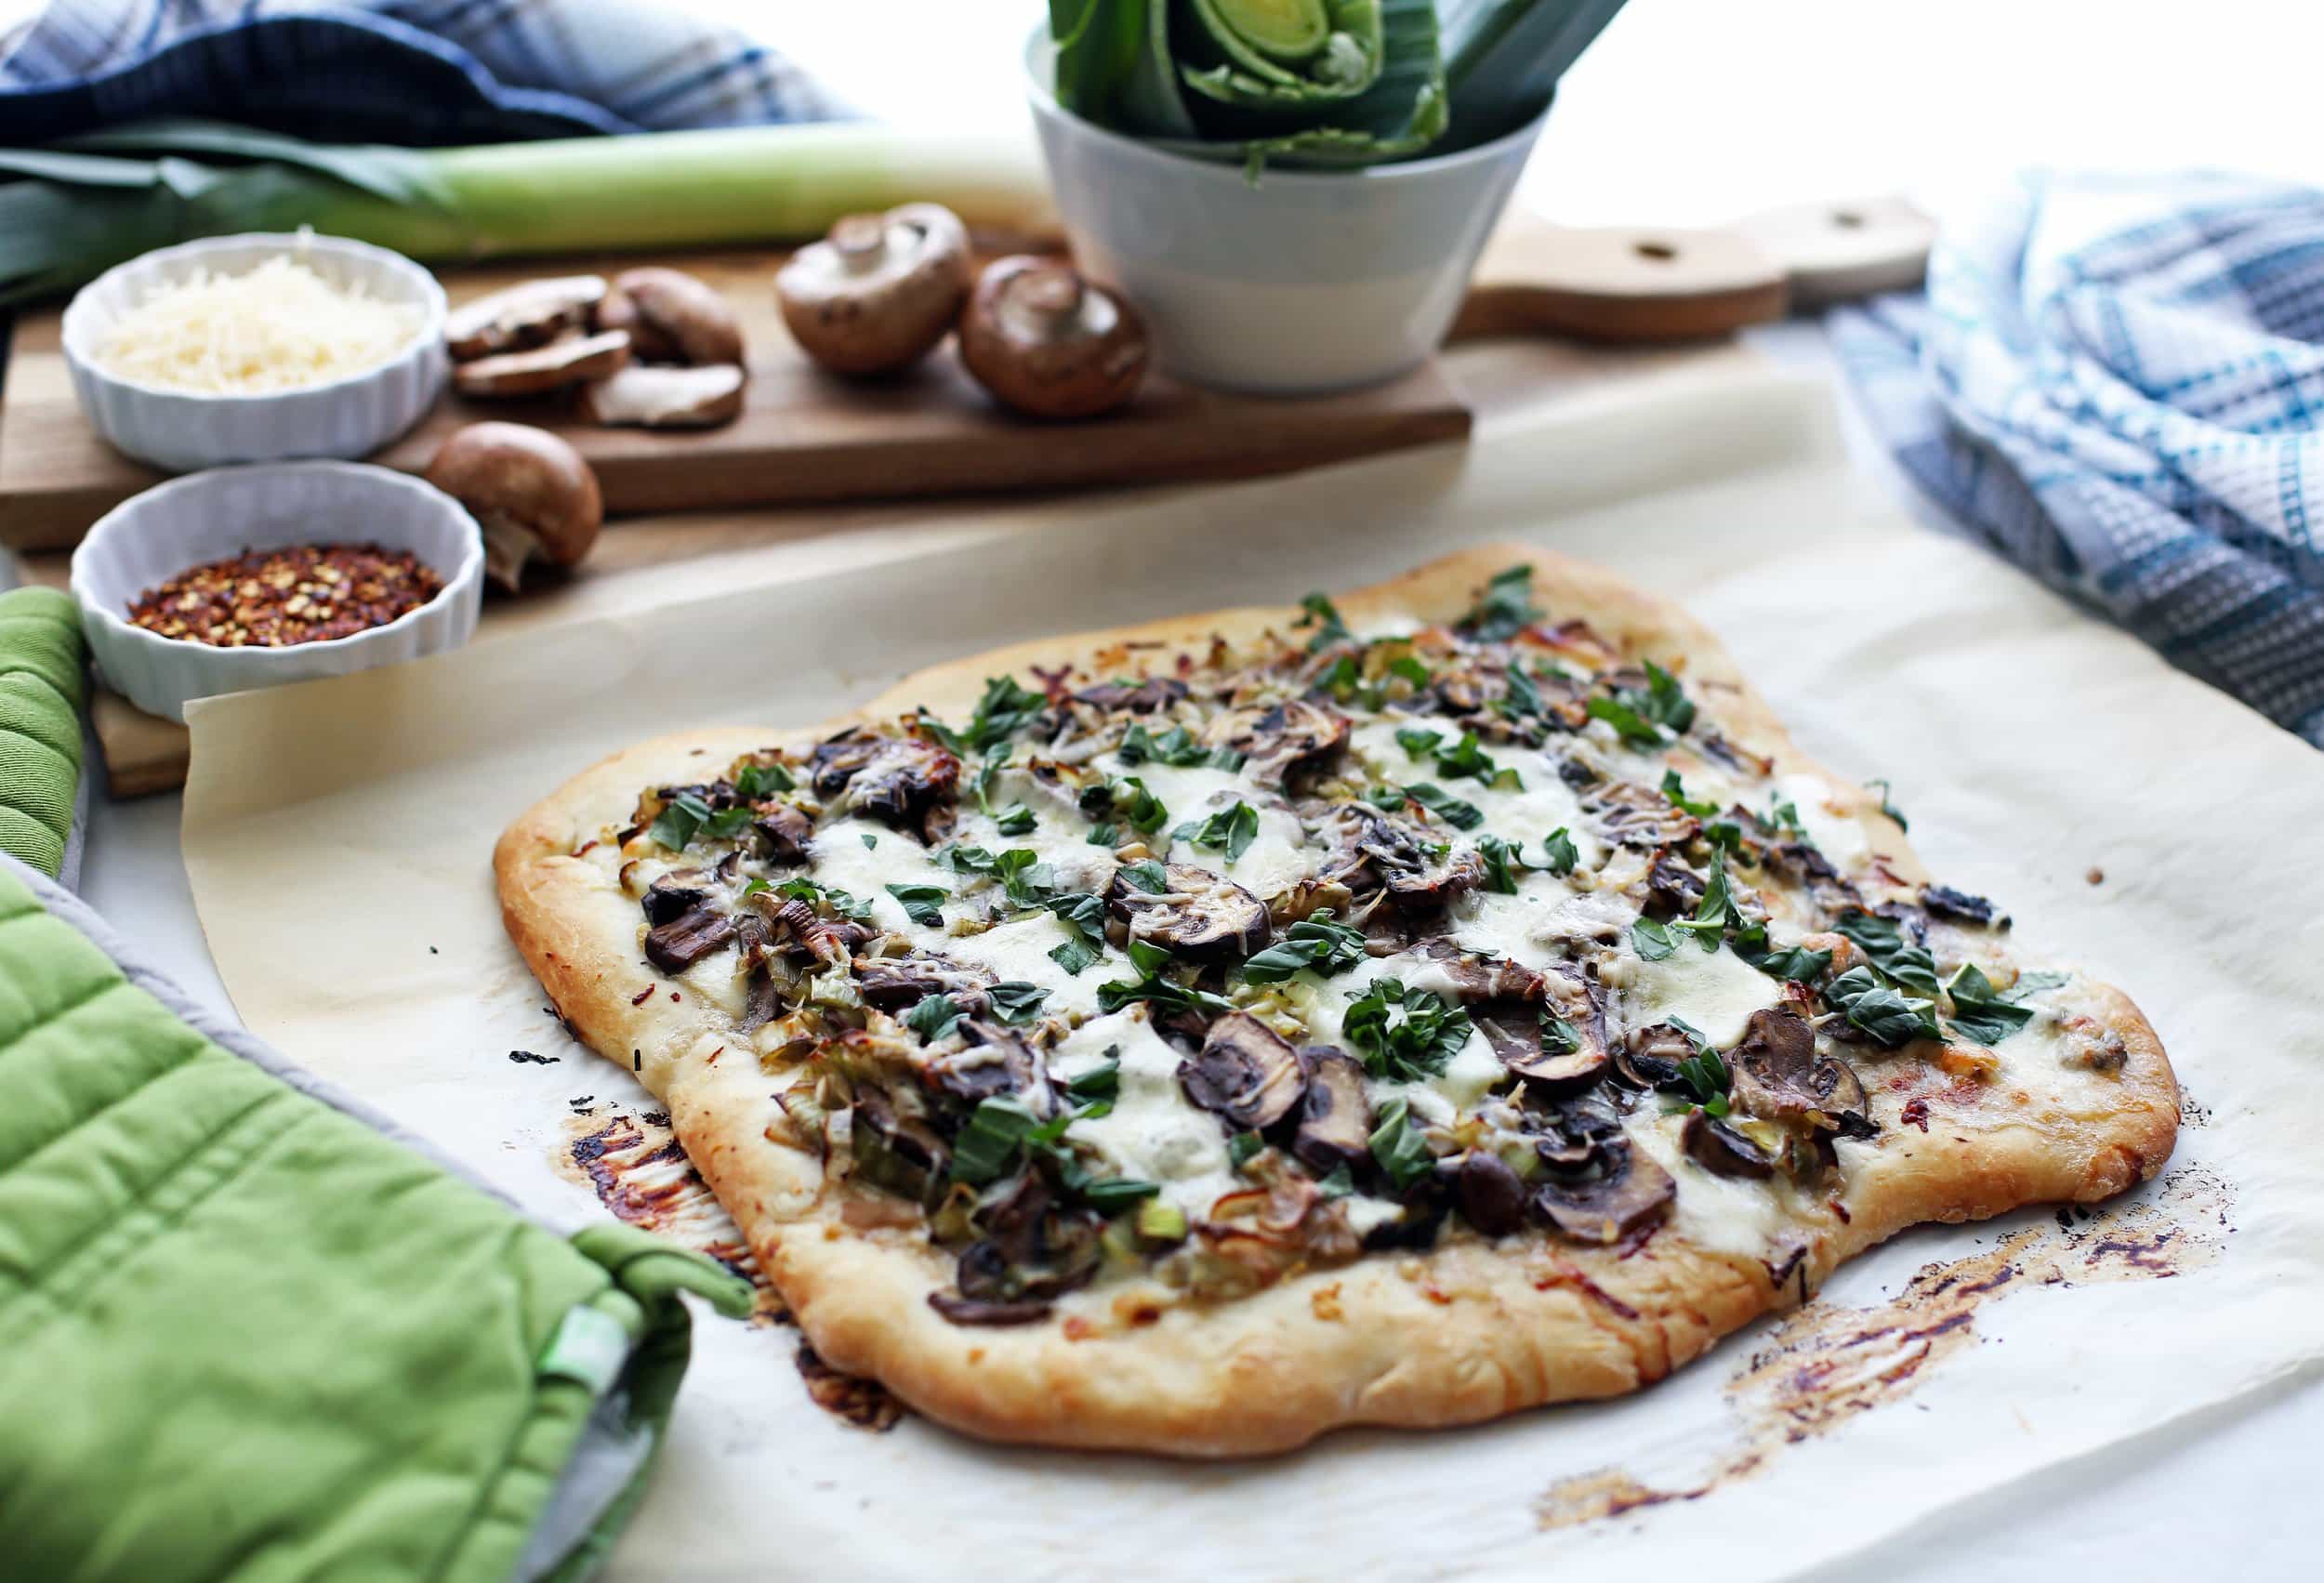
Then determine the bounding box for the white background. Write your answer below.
[7,2,2323,1578]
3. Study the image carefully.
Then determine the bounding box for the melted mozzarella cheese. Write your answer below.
[1103,755,1312,898]
[1054,1012,1237,1219]
[953,766,1116,895]
[1777,772,1872,868]
[804,818,948,938]
[1629,1112,1796,1260]
[1346,718,1604,868]
[1455,887,1631,971]
[1620,940,1784,1046]
[1287,952,1504,1121]
[944,913,1107,1019]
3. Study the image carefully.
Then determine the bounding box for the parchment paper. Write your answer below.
[181,365,2324,1582]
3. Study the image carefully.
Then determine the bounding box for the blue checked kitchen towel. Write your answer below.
[0,0,842,145]
[1832,171,2324,749]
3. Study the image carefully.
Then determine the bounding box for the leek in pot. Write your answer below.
[1031,1,1629,392]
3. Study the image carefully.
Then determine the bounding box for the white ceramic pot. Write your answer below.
[71,461,483,723]
[1024,32,1547,395]
[60,231,448,472]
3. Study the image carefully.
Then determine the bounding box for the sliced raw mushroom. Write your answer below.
[645,904,735,974]
[1682,1111,1777,1180]
[809,730,961,830]
[958,256,1148,420]
[1458,1149,1529,1237]
[777,203,972,375]
[1211,699,1351,786]
[1107,862,1270,961]
[1291,1048,1371,1174]
[1180,1011,1308,1130]
[640,868,710,926]
[1531,1141,1676,1245]
[444,275,605,360]
[453,329,631,398]
[1075,676,1189,713]
[598,266,744,366]
[425,422,603,593]
[578,363,746,429]
[1727,1008,1877,1138]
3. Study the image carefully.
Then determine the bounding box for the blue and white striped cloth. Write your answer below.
[1833,172,2324,749]
[0,0,840,144]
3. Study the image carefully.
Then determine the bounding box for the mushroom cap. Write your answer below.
[776,203,972,376]
[957,256,1149,421]
[453,329,631,398]
[425,421,603,590]
[609,266,746,366]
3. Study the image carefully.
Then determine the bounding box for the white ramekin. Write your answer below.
[70,461,484,723]
[60,232,450,472]
[1025,31,1549,394]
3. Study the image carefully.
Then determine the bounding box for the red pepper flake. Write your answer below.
[1901,1097,1931,1132]
[628,986,654,1006]
[126,542,442,647]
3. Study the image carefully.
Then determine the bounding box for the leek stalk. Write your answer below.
[0,120,1056,307]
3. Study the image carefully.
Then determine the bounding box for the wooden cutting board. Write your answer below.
[5,195,1931,796]
[0,197,1931,550]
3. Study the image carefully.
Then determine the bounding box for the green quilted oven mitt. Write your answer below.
[0,586,86,878]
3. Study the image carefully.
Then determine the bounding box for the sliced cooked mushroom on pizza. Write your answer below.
[495,545,2178,1456]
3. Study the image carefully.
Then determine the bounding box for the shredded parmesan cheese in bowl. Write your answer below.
[61,231,449,472]
[95,252,424,395]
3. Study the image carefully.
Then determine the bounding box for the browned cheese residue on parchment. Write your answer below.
[1536,1166,2234,1530]
[555,1106,905,1433]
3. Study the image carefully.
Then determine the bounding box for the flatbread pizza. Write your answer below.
[495,544,2178,1456]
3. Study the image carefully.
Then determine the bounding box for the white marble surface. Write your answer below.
[12,2,2324,1575]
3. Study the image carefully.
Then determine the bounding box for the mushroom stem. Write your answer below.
[477,512,542,594]
[831,214,890,270]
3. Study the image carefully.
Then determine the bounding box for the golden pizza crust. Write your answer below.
[495,543,2179,1456]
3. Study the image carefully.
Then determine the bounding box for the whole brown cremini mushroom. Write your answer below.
[776,203,972,376]
[957,257,1147,420]
[426,422,603,593]
[596,267,745,366]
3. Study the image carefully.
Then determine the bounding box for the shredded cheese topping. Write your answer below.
[95,252,423,394]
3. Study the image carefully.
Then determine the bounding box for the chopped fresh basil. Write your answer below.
[905,992,966,1043]
[1734,925,1832,983]
[994,848,1048,906]
[1585,694,1667,748]
[965,676,1048,753]
[1081,1176,1161,1213]
[1538,827,1579,875]
[1401,783,1484,831]
[950,1096,1039,1186]
[1387,654,1432,688]
[1833,911,1941,996]
[738,877,772,901]
[1109,776,1169,834]
[884,882,948,928]
[1670,860,1738,951]
[1368,1097,1435,1189]
[1240,914,1367,983]
[1048,936,1102,976]
[1316,1164,1356,1199]
[647,793,715,851]
[1315,653,1365,701]
[1227,1130,1264,1170]
[1824,965,1942,1046]
[1040,890,1108,942]
[1637,661,1696,734]
[1660,770,1720,819]
[778,877,872,920]
[1476,833,1525,894]
[1174,800,1260,863]
[1096,941,1236,1018]
[1502,665,1545,719]
[1119,722,1234,770]
[733,760,794,799]
[1065,1055,1120,1103]
[1460,564,1540,642]
[1296,590,1351,653]
[985,981,1050,1026]
[1761,796,1803,837]
[1432,730,1508,786]
[1675,1044,1731,1116]
[1631,918,1677,961]
[1395,727,1444,759]
[1945,963,2037,1046]
[1539,1011,1583,1055]
[1867,777,1909,831]
[1118,859,1169,892]
[1087,822,1119,847]
[860,833,878,851]
[993,801,1037,837]
[1343,979,1473,1081]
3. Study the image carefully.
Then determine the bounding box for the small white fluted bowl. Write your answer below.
[60,232,449,472]
[70,462,483,723]
[1026,31,1548,394]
